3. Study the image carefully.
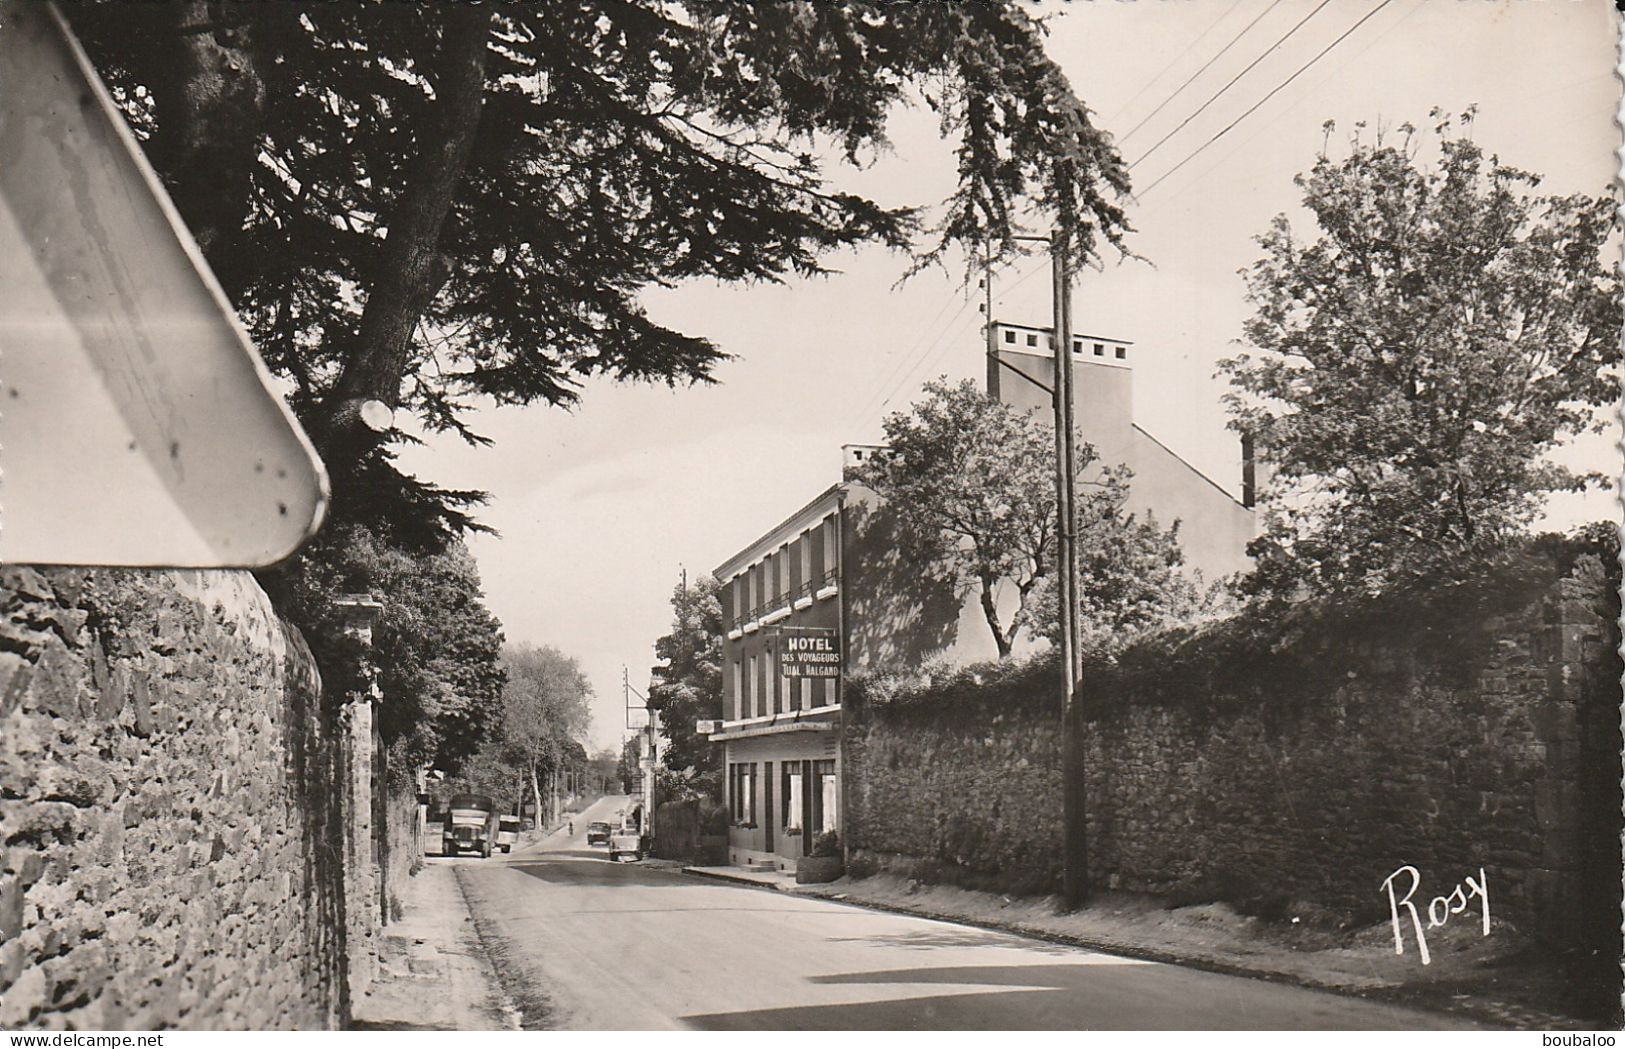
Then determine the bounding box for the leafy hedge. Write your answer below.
[848,532,1619,726]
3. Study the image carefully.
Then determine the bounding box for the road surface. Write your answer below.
[446,796,1476,1031]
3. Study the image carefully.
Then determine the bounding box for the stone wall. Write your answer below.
[843,658,1063,897]
[382,777,423,924]
[843,547,1622,951]
[0,567,348,1030]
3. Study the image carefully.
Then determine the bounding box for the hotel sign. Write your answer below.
[777,627,841,679]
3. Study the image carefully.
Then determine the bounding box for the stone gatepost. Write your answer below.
[335,594,384,1000]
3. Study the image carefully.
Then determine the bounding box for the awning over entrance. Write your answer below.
[710,720,836,743]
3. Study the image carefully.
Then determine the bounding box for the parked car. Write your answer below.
[586,821,612,846]
[607,827,642,863]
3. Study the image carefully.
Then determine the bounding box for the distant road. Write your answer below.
[454,795,1477,1031]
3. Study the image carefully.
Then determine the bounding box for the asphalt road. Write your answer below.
[448,795,1476,1031]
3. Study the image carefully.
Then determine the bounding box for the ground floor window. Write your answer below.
[783,763,803,835]
[813,758,836,835]
[729,762,758,824]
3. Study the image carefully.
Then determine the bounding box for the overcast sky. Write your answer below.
[396,0,1622,754]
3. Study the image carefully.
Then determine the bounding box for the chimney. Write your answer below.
[1240,430,1257,509]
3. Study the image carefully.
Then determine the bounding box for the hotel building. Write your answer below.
[710,321,1256,873]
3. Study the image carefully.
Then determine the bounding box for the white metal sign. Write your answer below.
[0,2,328,566]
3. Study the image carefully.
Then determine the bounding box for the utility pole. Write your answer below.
[1008,229,1087,904]
[1049,230,1085,908]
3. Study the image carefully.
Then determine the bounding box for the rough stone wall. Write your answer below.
[0,567,347,1030]
[843,552,1622,948]
[382,778,422,925]
[341,698,378,998]
[844,665,1062,897]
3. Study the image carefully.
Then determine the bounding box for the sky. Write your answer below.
[396,0,1623,754]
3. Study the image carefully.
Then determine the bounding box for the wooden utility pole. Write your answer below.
[1050,230,1087,908]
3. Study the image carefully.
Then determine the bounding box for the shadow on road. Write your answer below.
[823,927,1078,955]
[508,856,709,889]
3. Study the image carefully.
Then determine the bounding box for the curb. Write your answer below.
[677,865,804,891]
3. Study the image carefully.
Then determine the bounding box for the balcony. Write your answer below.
[727,614,745,641]
[793,578,815,610]
[762,592,793,625]
[815,567,839,601]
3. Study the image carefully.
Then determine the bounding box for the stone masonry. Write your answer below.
[843,550,1622,953]
[0,567,349,1029]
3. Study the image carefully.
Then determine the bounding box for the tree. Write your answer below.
[1224,112,1621,597]
[68,1,1133,545]
[501,644,593,825]
[617,735,643,796]
[264,524,506,775]
[647,575,723,795]
[849,379,1195,659]
[586,748,620,794]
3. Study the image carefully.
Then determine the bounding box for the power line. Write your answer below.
[1137,0,1401,200]
[1133,0,1424,214]
[875,298,975,413]
[847,283,965,430]
[870,253,1049,419]
[879,307,985,412]
[1129,0,1334,171]
[1109,0,1245,128]
[1118,0,1285,145]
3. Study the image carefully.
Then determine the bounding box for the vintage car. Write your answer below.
[443,794,497,857]
[607,827,643,863]
[495,815,521,854]
[586,821,613,847]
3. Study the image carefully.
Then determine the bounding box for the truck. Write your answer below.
[443,794,498,857]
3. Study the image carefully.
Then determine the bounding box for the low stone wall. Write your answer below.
[0,567,347,1030]
[844,547,1622,954]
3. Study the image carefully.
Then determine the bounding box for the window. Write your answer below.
[778,544,789,602]
[731,660,742,720]
[1115,346,1126,360]
[745,763,758,824]
[810,759,837,835]
[783,764,803,833]
[1025,333,1037,347]
[1004,329,1015,344]
[1093,342,1104,356]
[821,516,837,583]
[729,763,743,821]
[799,531,812,595]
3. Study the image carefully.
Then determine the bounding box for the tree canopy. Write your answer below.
[1224,112,1621,597]
[849,379,1196,659]
[648,574,724,796]
[264,524,507,775]
[69,1,1133,545]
